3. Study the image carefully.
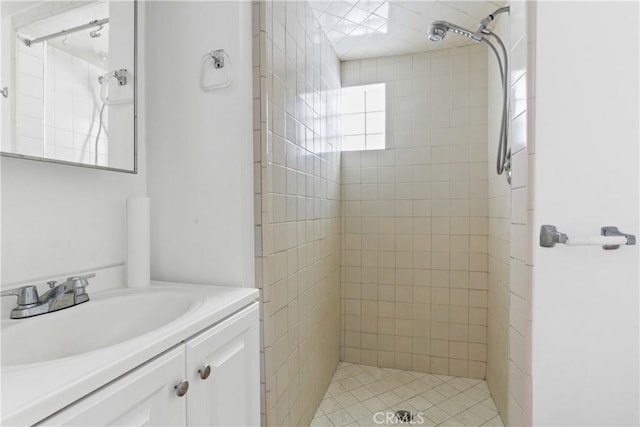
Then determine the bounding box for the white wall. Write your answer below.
[107,0,135,169]
[2,1,255,290]
[531,2,639,425]
[1,1,146,287]
[145,1,254,288]
[1,157,146,285]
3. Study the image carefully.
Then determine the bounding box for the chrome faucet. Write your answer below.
[1,274,93,319]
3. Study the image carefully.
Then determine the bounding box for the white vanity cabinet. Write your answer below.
[38,347,187,427]
[37,302,259,427]
[185,300,260,426]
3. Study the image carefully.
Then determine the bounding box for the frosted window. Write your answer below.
[343,113,365,135]
[341,83,386,151]
[366,112,385,134]
[367,133,385,150]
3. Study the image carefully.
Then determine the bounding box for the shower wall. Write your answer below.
[339,46,490,378]
[252,1,342,426]
[486,1,536,424]
[485,13,511,421]
[13,41,107,163]
[505,1,535,424]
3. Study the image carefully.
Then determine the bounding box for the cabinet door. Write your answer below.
[38,347,187,426]
[185,302,260,427]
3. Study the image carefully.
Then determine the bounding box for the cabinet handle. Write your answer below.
[198,364,212,380]
[175,379,189,397]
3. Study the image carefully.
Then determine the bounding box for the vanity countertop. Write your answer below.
[1,281,258,426]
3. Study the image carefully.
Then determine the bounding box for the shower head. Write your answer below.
[428,6,512,183]
[428,21,448,42]
[428,21,483,43]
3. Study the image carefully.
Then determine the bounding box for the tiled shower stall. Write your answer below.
[253,1,535,426]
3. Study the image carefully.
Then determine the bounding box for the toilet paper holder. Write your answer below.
[540,225,636,250]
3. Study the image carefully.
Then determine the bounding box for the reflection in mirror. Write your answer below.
[0,0,136,172]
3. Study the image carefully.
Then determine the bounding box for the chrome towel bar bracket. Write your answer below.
[601,226,636,250]
[540,225,636,250]
[540,225,567,247]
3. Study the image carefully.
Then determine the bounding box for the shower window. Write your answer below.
[341,83,386,151]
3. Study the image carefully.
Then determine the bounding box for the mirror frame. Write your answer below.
[1,0,138,174]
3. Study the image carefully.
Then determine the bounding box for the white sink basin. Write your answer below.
[1,281,258,427]
[1,288,200,367]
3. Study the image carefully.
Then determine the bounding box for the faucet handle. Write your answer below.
[66,273,95,289]
[69,273,95,280]
[1,285,39,306]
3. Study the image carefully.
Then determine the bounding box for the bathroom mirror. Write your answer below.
[0,0,137,173]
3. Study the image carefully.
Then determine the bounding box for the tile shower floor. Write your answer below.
[310,363,504,427]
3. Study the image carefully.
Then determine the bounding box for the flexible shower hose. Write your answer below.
[94,102,107,165]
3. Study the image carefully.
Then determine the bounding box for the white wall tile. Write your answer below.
[256,2,342,425]
[340,47,488,378]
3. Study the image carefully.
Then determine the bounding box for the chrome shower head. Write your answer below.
[428,21,448,42]
[428,20,483,43]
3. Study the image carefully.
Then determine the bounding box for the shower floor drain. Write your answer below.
[395,410,413,423]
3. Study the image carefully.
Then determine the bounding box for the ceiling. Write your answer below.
[310,0,506,60]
